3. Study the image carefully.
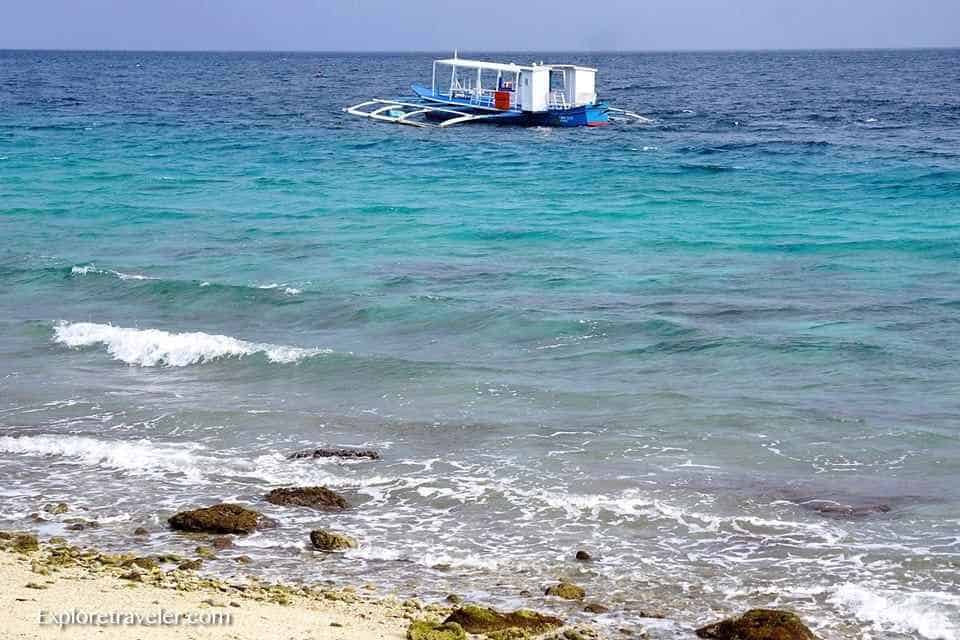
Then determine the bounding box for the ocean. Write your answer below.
[1,48,958,639]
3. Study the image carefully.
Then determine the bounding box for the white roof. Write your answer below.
[434,57,596,74]
[434,58,529,72]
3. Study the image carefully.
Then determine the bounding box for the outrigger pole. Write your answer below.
[342,99,514,128]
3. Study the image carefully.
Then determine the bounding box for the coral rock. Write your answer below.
[444,604,563,635]
[168,504,265,534]
[545,582,586,600]
[265,487,349,510]
[288,448,381,460]
[407,620,467,640]
[309,529,357,552]
[695,609,817,640]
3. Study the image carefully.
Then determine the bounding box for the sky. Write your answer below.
[1,0,958,52]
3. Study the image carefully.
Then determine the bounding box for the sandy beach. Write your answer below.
[0,533,429,640]
[1,531,624,640]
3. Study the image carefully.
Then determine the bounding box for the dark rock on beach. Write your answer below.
[583,602,610,614]
[178,559,203,571]
[43,502,69,515]
[168,503,267,534]
[288,447,381,461]
[545,582,586,600]
[211,536,234,550]
[0,532,39,553]
[407,620,467,640]
[444,604,563,634]
[309,529,357,552]
[64,518,99,531]
[809,502,891,518]
[265,486,349,510]
[696,609,817,640]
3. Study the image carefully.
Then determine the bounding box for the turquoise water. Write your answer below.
[1,49,959,639]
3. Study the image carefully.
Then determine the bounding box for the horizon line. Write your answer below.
[1,45,958,55]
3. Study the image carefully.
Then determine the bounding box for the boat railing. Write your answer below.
[444,88,519,111]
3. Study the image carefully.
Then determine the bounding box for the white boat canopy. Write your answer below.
[433,58,598,74]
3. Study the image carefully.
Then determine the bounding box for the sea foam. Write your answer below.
[0,434,212,481]
[828,583,959,640]
[71,265,155,281]
[52,321,330,367]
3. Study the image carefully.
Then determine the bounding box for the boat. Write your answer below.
[344,53,650,128]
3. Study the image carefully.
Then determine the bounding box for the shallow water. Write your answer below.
[1,49,959,639]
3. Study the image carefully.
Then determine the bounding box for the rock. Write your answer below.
[545,582,585,600]
[64,519,99,531]
[124,557,159,571]
[178,559,203,571]
[446,594,463,604]
[544,627,604,640]
[154,553,184,563]
[813,503,891,518]
[12,533,39,553]
[309,529,357,552]
[637,610,666,619]
[575,550,592,561]
[133,527,150,536]
[407,620,467,640]
[584,603,610,614]
[288,448,381,461]
[211,537,234,550]
[444,604,563,635]
[43,502,69,515]
[265,487,349,510]
[195,546,218,560]
[168,503,266,534]
[695,609,817,640]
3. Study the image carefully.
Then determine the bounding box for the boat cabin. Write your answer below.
[430,57,598,113]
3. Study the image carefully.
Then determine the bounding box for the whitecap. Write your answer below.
[0,434,212,481]
[52,321,331,367]
[256,283,302,295]
[828,583,960,640]
[71,264,155,281]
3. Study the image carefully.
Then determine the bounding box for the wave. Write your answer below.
[0,434,213,482]
[256,283,302,295]
[70,264,304,296]
[0,435,382,494]
[52,321,331,367]
[70,264,156,281]
[828,583,960,640]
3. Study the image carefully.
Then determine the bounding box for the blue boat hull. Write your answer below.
[411,84,609,128]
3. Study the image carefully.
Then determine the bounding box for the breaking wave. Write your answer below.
[0,434,369,488]
[52,321,331,367]
[71,264,156,281]
[828,583,960,640]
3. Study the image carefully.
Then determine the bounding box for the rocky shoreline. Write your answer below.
[2,449,822,639]
[2,518,819,640]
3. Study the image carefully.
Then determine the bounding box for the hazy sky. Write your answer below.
[2,0,958,52]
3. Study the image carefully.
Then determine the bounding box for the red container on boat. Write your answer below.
[494,91,511,110]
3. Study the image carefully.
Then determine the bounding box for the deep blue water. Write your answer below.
[1,49,959,639]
